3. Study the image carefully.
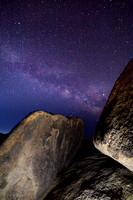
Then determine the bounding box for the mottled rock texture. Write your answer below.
[93,59,133,171]
[44,140,133,200]
[0,110,84,200]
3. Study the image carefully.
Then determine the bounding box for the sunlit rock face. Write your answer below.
[93,59,133,171]
[0,110,83,200]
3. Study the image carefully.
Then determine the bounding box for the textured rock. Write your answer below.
[0,110,83,200]
[93,59,133,171]
[44,140,133,200]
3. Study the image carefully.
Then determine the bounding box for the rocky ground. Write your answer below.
[44,140,133,200]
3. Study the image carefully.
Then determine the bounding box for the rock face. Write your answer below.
[0,110,84,200]
[44,140,133,200]
[93,59,133,171]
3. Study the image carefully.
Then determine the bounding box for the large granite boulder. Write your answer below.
[93,59,133,171]
[0,110,84,200]
[44,140,133,200]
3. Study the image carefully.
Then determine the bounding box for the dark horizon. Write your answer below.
[0,0,132,137]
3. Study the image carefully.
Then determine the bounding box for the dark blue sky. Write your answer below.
[0,0,132,137]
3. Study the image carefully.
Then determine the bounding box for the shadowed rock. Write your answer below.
[44,140,133,200]
[93,59,133,171]
[0,133,9,145]
[0,110,84,200]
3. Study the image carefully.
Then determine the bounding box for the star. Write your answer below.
[0,0,132,138]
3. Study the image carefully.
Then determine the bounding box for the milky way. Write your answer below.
[0,0,132,137]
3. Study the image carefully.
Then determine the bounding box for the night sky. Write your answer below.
[0,0,132,137]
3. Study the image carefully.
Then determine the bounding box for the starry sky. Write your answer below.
[0,0,132,137]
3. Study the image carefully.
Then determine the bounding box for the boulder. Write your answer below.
[93,59,133,171]
[0,110,84,200]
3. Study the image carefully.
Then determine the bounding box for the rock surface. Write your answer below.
[93,59,133,171]
[0,110,84,200]
[44,140,133,200]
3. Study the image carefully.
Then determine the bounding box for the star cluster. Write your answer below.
[0,0,132,137]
